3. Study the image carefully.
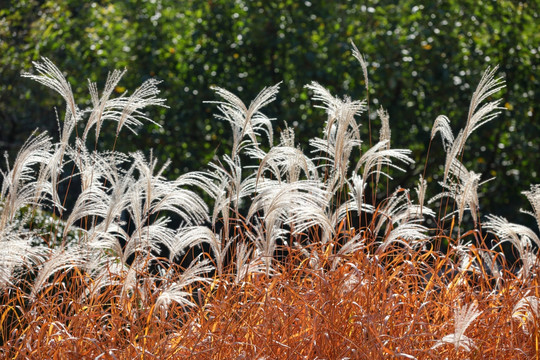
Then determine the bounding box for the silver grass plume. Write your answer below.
[250,125,318,184]
[248,179,329,232]
[184,166,234,230]
[429,159,487,231]
[165,226,233,277]
[247,179,328,272]
[330,233,366,271]
[208,83,280,157]
[0,132,56,289]
[24,58,166,145]
[310,134,359,194]
[484,214,540,252]
[83,68,127,142]
[114,77,167,136]
[512,293,540,335]
[119,255,147,302]
[436,67,504,184]
[477,249,503,289]
[431,115,454,151]
[95,152,208,266]
[235,241,252,283]
[127,152,209,230]
[21,58,79,127]
[374,188,410,236]
[373,188,433,239]
[333,174,374,229]
[83,259,127,299]
[208,155,256,215]
[517,251,538,280]
[484,214,539,278]
[306,82,365,187]
[44,145,68,215]
[63,149,121,238]
[155,258,213,312]
[124,217,177,265]
[432,302,482,352]
[62,146,130,246]
[29,245,87,300]
[522,184,540,232]
[234,242,267,284]
[415,175,428,214]
[247,219,283,276]
[305,82,365,141]
[441,129,465,185]
[464,66,505,141]
[455,242,477,279]
[286,202,334,244]
[350,40,369,92]
[22,60,78,202]
[84,157,133,252]
[375,106,391,185]
[354,140,414,184]
[0,230,47,289]
[200,155,256,244]
[0,132,56,229]
[84,69,166,141]
[375,222,428,255]
[449,159,481,227]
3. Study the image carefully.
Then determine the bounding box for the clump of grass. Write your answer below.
[1,43,539,359]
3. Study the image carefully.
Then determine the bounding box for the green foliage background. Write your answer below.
[1,0,538,226]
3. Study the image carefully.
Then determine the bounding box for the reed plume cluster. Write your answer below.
[1,43,538,359]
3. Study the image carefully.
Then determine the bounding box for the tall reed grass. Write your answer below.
[1,43,539,359]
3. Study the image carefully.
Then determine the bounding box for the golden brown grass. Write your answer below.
[2,238,539,359]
